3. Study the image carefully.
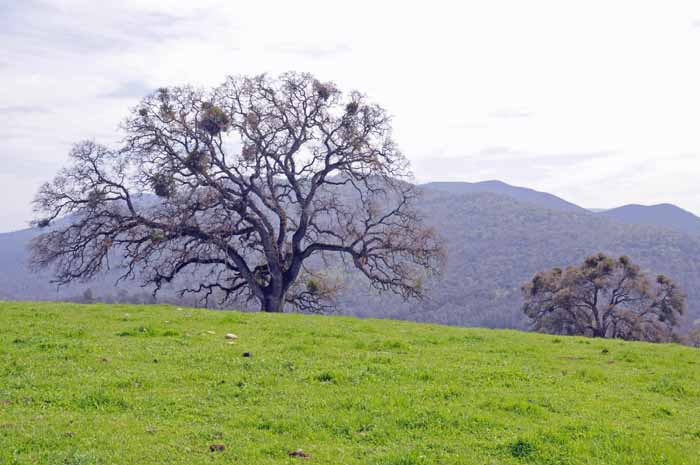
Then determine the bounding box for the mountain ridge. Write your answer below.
[4,186,700,330]
[421,180,587,213]
[598,203,700,236]
[423,180,700,237]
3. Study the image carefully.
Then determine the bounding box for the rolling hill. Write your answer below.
[335,189,700,329]
[599,203,700,236]
[423,181,700,237]
[2,185,700,330]
[1,301,698,465]
[422,180,587,213]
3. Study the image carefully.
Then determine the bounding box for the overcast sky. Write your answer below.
[1,0,700,232]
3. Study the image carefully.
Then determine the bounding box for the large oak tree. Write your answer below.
[522,253,685,341]
[31,72,444,313]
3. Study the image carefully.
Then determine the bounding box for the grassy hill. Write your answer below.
[1,302,699,465]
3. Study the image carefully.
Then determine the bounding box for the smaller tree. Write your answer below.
[522,253,685,342]
[686,327,700,348]
[80,288,95,304]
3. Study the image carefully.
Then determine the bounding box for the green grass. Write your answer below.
[1,302,699,465]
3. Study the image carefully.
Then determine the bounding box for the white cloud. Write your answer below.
[2,0,700,231]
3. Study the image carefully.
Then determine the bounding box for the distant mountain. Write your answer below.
[424,181,700,237]
[2,187,700,330]
[598,204,700,236]
[0,227,42,300]
[0,222,169,306]
[334,189,700,329]
[423,180,587,213]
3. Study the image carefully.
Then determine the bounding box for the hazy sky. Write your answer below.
[2,0,700,232]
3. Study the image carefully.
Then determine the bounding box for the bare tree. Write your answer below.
[30,72,444,313]
[522,253,685,342]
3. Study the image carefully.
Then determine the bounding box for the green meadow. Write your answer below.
[1,301,698,464]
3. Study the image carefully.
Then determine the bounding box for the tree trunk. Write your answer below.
[592,324,607,338]
[261,293,285,313]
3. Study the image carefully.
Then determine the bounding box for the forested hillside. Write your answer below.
[2,187,700,329]
[334,190,700,328]
[599,203,700,236]
[422,180,587,213]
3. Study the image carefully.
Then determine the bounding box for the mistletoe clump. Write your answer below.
[313,80,332,101]
[157,88,175,121]
[150,230,166,242]
[150,173,175,198]
[35,218,51,228]
[305,278,321,295]
[184,150,210,173]
[241,144,257,162]
[199,104,230,135]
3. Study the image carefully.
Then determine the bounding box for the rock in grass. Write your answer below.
[242,352,252,357]
[209,444,225,452]
[225,333,238,340]
[288,449,310,458]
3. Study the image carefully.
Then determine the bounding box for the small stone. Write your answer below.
[225,333,238,340]
[209,444,225,452]
[288,449,310,458]
[242,352,252,358]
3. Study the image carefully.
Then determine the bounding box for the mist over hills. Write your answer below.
[2,181,700,330]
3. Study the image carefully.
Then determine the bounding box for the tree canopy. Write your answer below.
[522,253,685,342]
[30,72,444,313]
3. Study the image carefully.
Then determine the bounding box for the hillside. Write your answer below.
[422,181,700,237]
[1,302,698,465]
[422,180,587,213]
[336,190,700,329]
[3,188,700,329]
[599,203,700,236]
